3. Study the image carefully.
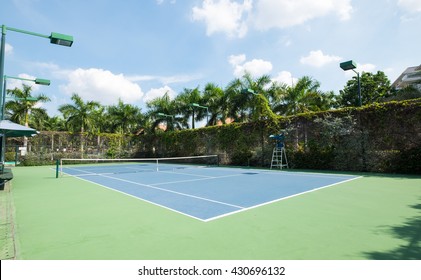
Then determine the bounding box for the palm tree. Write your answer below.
[28,109,50,131]
[5,84,51,147]
[58,93,101,157]
[44,116,66,131]
[202,83,226,126]
[225,73,274,121]
[146,92,184,132]
[278,76,333,115]
[5,84,51,126]
[266,81,289,115]
[107,99,144,134]
[175,87,203,129]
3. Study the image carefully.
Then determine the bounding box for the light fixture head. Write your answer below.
[340,60,357,71]
[35,78,51,85]
[50,32,73,47]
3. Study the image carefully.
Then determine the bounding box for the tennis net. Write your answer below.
[57,155,219,177]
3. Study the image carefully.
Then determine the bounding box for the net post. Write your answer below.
[55,159,60,178]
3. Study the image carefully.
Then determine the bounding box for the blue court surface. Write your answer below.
[61,164,360,222]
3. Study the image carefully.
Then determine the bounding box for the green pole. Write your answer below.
[0,26,7,121]
[55,159,60,178]
[15,144,18,165]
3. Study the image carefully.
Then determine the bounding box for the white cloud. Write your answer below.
[253,0,353,30]
[229,54,273,77]
[5,73,49,109]
[272,71,298,86]
[5,43,13,55]
[5,73,45,93]
[398,0,421,13]
[228,54,246,66]
[192,0,252,38]
[300,50,342,67]
[61,68,144,105]
[343,63,377,78]
[358,63,377,73]
[143,86,176,103]
[127,74,202,84]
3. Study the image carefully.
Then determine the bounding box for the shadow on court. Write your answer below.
[365,201,421,260]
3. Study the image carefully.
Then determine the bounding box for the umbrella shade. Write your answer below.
[0,120,39,137]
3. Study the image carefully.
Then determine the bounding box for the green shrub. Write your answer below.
[393,146,421,174]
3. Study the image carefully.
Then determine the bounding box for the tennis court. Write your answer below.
[59,158,360,221]
[2,161,421,260]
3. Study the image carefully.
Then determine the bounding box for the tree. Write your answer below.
[146,92,184,132]
[44,116,66,131]
[225,73,275,121]
[338,71,392,107]
[58,93,101,157]
[276,76,333,115]
[5,84,51,147]
[202,83,226,126]
[107,99,144,134]
[28,109,50,131]
[175,87,203,129]
[384,85,421,102]
[5,84,51,127]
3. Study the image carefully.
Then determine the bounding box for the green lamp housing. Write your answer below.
[340,60,357,71]
[50,32,73,47]
[34,78,51,85]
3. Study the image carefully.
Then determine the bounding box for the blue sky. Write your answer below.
[1,0,421,116]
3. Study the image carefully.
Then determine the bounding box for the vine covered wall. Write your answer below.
[138,99,421,174]
[15,99,421,174]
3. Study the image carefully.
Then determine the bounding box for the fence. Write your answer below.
[7,132,141,166]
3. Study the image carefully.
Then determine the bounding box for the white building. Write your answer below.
[392,64,421,91]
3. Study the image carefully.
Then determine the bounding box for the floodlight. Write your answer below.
[35,78,51,85]
[50,32,73,47]
[340,60,357,71]
[340,60,362,106]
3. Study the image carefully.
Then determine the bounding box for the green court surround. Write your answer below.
[5,166,421,260]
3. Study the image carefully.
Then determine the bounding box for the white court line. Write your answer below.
[62,165,154,176]
[61,166,363,222]
[97,174,244,210]
[203,176,363,222]
[159,170,215,178]
[68,174,208,222]
[63,166,97,175]
[260,170,358,179]
[151,173,244,186]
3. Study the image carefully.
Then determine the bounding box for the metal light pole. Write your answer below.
[157,113,174,131]
[0,24,72,170]
[2,75,50,119]
[1,75,50,166]
[0,25,73,117]
[340,60,362,107]
[191,103,210,154]
[191,103,209,127]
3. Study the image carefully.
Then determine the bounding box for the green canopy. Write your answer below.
[0,120,38,137]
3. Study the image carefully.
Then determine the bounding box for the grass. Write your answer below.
[5,165,421,260]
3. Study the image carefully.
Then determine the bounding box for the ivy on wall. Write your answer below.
[20,99,421,174]
[138,99,421,174]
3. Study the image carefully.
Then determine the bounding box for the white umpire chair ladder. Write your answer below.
[270,145,288,169]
